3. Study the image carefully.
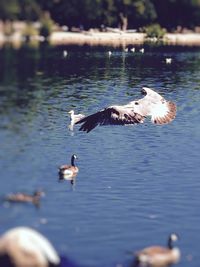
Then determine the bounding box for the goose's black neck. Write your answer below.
[167,236,173,250]
[71,156,75,166]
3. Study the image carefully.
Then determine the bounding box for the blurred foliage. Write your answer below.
[23,23,38,36]
[40,12,54,38]
[0,0,41,21]
[142,23,167,39]
[0,0,200,30]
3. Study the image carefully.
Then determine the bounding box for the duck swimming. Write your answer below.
[5,190,44,206]
[0,227,60,267]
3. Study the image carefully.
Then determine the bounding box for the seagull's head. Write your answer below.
[141,87,163,101]
[68,110,74,115]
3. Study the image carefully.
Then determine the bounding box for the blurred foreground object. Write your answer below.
[0,227,60,267]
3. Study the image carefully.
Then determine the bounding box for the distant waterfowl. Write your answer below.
[5,190,44,206]
[63,50,68,57]
[133,233,180,267]
[68,110,85,125]
[108,51,112,57]
[59,154,79,180]
[131,47,135,52]
[0,227,60,267]
[165,58,172,64]
[76,87,177,133]
[139,48,144,53]
[124,47,129,52]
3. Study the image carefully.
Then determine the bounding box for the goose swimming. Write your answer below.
[75,87,177,133]
[133,233,180,267]
[59,154,79,180]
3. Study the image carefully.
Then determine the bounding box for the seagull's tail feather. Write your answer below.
[152,101,177,125]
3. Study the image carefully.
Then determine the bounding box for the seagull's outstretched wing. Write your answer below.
[132,87,177,124]
[76,105,145,133]
[74,114,85,124]
[76,87,176,133]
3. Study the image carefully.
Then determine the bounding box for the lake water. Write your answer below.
[0,44,200,267]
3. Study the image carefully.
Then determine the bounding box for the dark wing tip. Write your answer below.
[78,112,102,132]
[75,116,87,125]
[79,122,96,133]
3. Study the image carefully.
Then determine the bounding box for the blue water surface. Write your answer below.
[0,45,200,267]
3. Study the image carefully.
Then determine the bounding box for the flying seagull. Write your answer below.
[75,87,176,133]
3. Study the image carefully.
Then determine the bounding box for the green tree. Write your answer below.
[0,0,20,20]
[1,0,200,30]
[37,0,104,29]
[18,0,41,21]
[0,0,41,21]
[152,0,200,30]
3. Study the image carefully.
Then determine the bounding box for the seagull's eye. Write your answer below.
[135,102,139,105]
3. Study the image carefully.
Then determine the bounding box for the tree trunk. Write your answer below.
[119,13,128,31]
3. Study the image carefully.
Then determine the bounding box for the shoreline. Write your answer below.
[50,31,200,47]
[1,31,200,48]
[50,31,146,47]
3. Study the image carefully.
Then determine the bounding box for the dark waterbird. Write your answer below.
[76,87,176,133]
